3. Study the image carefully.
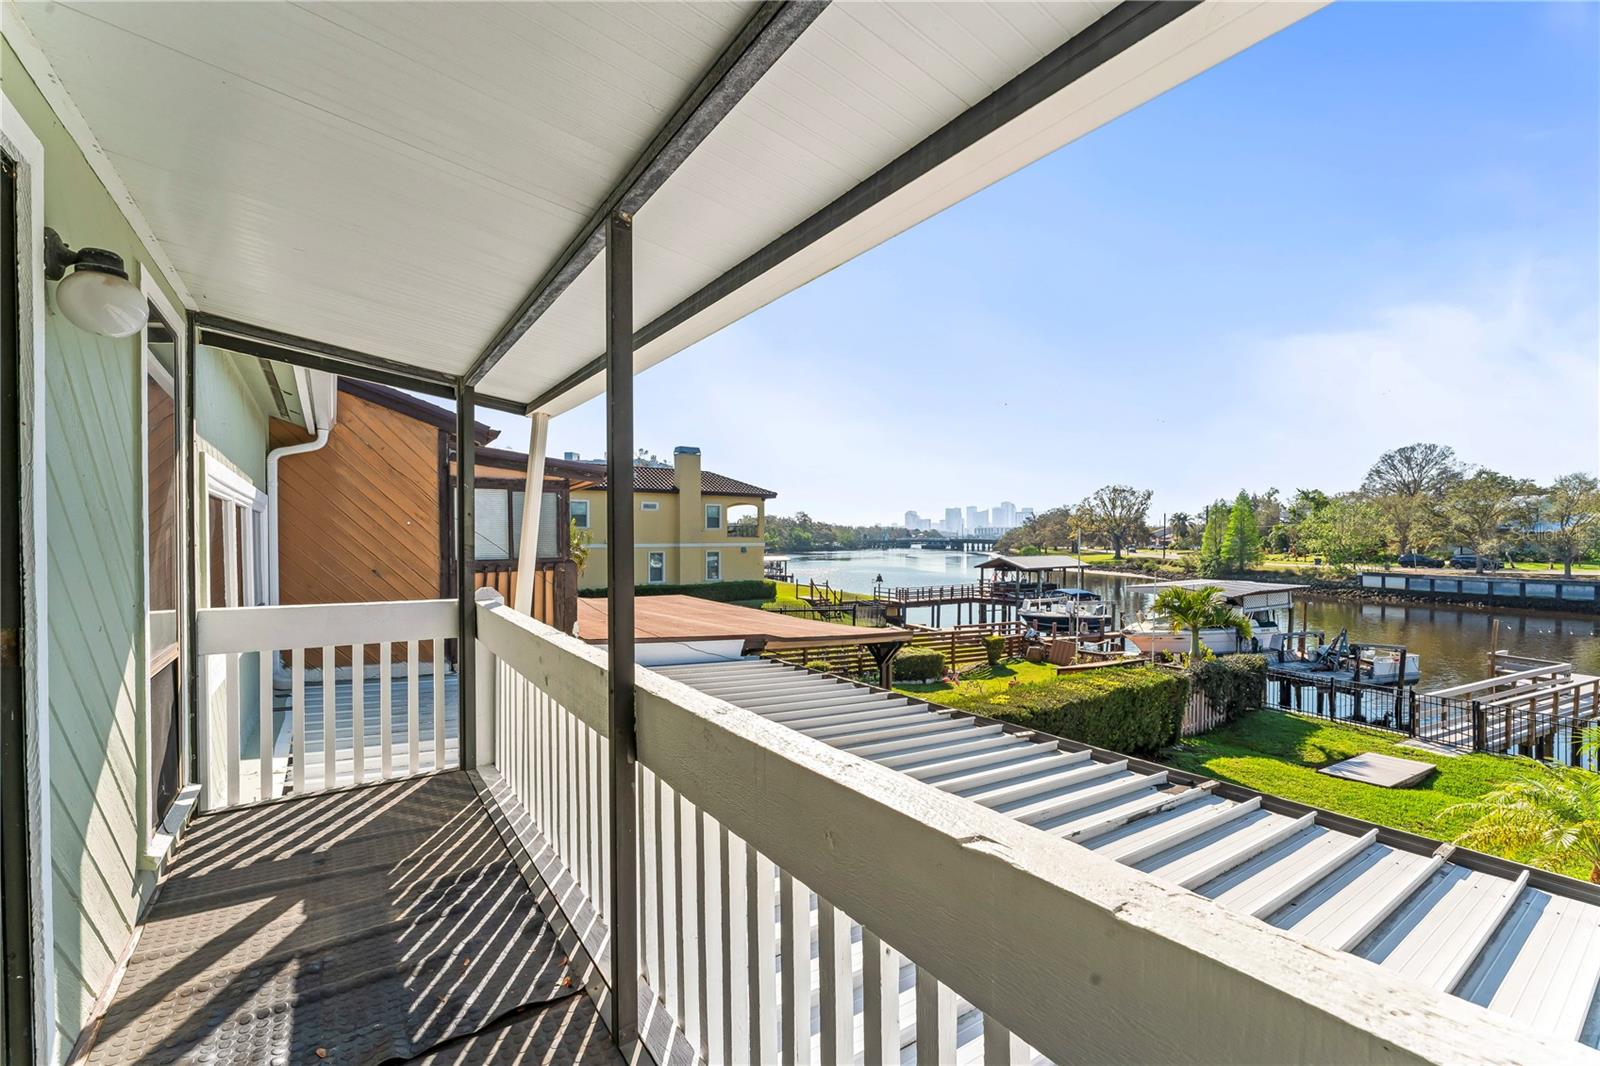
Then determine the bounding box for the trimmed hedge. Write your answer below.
[892,647,946,683]
[1184,655,1266,725]
[578,579,775,603]
[937,666,1188,755]
[981,633,1006,666]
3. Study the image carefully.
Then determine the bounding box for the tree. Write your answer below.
[1441,766,1600,883]
[1545,473,1600,577]
[1075,485,1152,559]
[1444,469,1530,572]
[1196,500,1227,576]
[568,517,591,575]
[995,505,1074,553]
[1152,585,1251,660]
[1220,491,1263,572]
[1282,489,1331,558]
[1299,494,1390,573]
[1362,443,1463,558]
[1169,512,1193,548]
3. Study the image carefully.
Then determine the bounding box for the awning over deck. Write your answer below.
[976,554,1085,572]
[11,0,1323,413]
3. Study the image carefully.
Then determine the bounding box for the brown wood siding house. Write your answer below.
[273,379,575,633]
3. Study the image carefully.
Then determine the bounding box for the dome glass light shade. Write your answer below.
[55,269,148,337]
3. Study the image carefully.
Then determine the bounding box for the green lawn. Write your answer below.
[1159,710,1588,880]
[893,660,1058,699]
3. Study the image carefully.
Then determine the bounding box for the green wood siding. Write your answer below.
[5,36,186,1061]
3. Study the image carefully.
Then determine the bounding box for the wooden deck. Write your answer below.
[577,593,907,649]
[81,773,619,1064]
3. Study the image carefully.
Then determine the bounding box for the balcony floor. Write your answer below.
[82,772,619,1065]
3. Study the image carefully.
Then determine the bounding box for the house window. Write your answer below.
[474,487,513,560]
[641,500,660,512]
[572,499,589,529]
[705,503,721,530]
[647,551,666,584]
[706,550,721,582]
[472,486,560,561]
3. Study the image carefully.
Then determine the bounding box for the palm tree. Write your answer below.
[1441,765,1600,883]
[1151,585,1251,659]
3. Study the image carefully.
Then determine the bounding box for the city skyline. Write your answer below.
[903,502,1036,534]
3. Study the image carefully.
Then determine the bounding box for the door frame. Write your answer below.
[1,96,56,1066]
[137,275,192,866]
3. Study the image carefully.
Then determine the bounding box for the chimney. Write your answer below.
[674,447,703,580]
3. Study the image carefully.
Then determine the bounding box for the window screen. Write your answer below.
[475,487,511,560]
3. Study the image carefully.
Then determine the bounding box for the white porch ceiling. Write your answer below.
[15,1,1322,413]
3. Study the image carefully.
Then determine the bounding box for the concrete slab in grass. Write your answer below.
[1318,752,1437,789]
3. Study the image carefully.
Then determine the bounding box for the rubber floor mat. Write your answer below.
[84,773,619,1065]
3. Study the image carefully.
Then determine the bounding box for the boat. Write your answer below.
[1019,588,1114,637]
[1120,578,1298,657]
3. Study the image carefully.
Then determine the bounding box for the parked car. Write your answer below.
[1448,553,1503,570]
[1396,553,1444,568]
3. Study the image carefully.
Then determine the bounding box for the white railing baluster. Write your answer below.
[380,641,393,779]
[780,870,811,1066]
[818,897,852,1065]
[862,930,900,1066]
[641,766,660,991]
[258,648,273,802]
[352,643,366,785]
[661,781,682,1025]
[406,638,420,775]
[680,793,703,1054]
[915,967,956,1066]
[291,648,305,795]
[433,636,446,769]
[722,828,750,1061]
[748,850,777,1064]
[321,644,336,790]
[699,809,721,1064]
[224,652,241,807]
[982,1013,1029,1065]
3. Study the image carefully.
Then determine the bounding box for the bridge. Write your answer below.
[861,535,1000,552]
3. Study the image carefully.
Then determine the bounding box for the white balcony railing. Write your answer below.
[469,592,1546,1066]
[195,599,459,810]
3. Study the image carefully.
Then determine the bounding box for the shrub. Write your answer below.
[938,666,1188,754]
[892,647,946,682]
[806,660,833,674]
[981,633,1006,666]
[1184,655,1266,724]
[578,579,775,603]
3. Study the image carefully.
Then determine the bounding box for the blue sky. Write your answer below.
[479,1,1600,527]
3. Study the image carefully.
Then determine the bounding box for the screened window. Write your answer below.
[475,487,513,560]
[641,501,660,512]
[647,552,666,584]
[473,486,561,561]
[706,551,721,581]
[572,499,589,529]
[705,503,721,530]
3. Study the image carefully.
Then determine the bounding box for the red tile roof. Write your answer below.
[542,458,775,499]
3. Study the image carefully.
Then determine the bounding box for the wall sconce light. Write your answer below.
[43,226,149,338]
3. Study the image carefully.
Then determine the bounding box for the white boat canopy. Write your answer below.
[1129,577,1307,610]
[10,0,1321,414]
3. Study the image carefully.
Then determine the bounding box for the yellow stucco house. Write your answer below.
[478,446,774,590]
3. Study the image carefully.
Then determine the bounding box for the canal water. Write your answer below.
[785,549,1600,689]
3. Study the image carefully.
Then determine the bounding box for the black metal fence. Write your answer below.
[1263,667,1600,771]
